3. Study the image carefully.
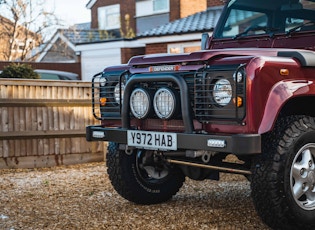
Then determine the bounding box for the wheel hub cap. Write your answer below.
[290,143,315,211]
[308,171,315,185]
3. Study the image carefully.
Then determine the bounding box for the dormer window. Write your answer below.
[98,4,120,30]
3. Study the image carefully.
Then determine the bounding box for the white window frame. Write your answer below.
[98,4,120,30]
[167,42,201,54]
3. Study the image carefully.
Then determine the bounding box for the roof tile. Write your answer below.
[138,6,224,37]
[60,6,224,44]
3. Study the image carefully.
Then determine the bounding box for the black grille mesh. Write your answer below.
[194,69,246,122]
[92,73,121,120]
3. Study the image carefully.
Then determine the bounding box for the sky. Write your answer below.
[45,0,91,26]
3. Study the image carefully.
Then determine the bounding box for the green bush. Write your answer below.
[0,63,40,79]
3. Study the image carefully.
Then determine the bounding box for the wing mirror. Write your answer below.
[201,33,210,50]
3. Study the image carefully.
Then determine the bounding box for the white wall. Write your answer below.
[77,40,146,81]
[80,48,121,81]
[77,42,123,81]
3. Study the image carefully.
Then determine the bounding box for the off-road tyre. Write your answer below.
[106,142,185,204]
[251,116,315,230]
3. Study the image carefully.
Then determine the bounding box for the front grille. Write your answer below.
[194,67,246,122]
[92,72,122,120]
[92,67,246,123]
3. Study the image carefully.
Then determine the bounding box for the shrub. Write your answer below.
[0,63,40,79]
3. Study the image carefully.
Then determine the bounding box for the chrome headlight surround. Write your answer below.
[99,77,107,87]
[130,88,151,119]
[233,67,245,83]
[114,82,125,104]
[153,88,177,119]
[212,79,232,106]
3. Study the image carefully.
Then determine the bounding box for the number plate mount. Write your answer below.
[127,130,177,151]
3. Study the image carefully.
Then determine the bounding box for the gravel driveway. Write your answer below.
[0,162,270,229]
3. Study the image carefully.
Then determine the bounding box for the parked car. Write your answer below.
[34,69,79,80]
[0,69,79,80]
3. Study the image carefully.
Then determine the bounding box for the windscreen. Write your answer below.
[216,0,315,38]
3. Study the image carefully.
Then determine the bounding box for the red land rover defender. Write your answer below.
[86,0,315,228]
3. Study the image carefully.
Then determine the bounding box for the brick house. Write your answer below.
[0,15,41,61]
[87,0,211,34]
[38,0,224,80]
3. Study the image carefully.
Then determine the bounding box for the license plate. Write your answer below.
[127,130,177,151]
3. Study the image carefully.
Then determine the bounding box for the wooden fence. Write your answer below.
[0,78,105,169]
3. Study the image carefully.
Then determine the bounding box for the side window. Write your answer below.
[222,9,268,38]
[285,18,315,32]
[283,1,315,33]
[285,18,304,32]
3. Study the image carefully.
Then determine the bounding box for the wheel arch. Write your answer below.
[258,80,315,134]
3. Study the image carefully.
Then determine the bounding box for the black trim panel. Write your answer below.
[278,50,315,67]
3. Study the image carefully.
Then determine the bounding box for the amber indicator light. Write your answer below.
[99,97,107,106]
[233,97,243,107]
[280,69,289,76]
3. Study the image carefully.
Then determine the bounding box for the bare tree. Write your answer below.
[0,0,60,61]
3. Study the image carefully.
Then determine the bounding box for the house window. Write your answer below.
[12,39,25,53]
[136,0,169,17]
[153,0,168,12]
[168,42,201,54]
[98,4,120,30]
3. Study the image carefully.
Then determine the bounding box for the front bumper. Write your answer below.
[86,125,261,155]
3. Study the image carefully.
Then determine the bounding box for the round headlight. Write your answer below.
[153,88,176,119]
[130,88,150,119]
[212,79,232,106]
[114,83,125,104]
